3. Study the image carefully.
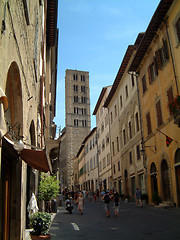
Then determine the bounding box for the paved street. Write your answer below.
[49,198,180,240]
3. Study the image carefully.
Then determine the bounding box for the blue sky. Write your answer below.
[54,0,160,131]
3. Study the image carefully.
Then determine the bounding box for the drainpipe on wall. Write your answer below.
[165,21,179,95]
[135,73,147,193]
[40,0,47,148]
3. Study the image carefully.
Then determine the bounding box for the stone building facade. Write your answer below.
[104,36,144,199]
[64,69,91,189]
[93,86,112,191]
[0,0,58,239]
[129,0,180,206]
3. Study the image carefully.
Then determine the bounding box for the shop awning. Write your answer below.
[3,137,52,173]
[20,148,51,173]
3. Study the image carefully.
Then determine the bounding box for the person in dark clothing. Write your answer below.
[103,191,111,217]
[114,192,120,216]
[135,188,142,207]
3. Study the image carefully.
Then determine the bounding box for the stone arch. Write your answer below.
[26,120,36,228]
[5,61,23,128]
[2,61,23,238]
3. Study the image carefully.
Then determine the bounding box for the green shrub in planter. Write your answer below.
[38,173,60,212]
[152,192,162,205]
[29,212,51,236]
[141,194,148,203]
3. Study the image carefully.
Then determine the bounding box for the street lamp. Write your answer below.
[13,123,24,154]
[140,145,156,155]
[13,139,24,154]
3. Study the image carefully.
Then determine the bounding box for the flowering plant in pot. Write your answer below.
[168,95,180,116]
[168,95,180,127]
[29,212,51,239]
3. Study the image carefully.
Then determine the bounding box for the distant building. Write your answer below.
[64,70,91,189]
[104,37,144,198]
[93,86,112,191]
[76,127,98,192]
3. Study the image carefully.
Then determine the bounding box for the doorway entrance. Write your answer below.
[161,159,171,201]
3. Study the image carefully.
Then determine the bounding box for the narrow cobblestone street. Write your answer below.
[49,198,180,240]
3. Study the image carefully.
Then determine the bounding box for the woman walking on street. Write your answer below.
[114,192,120,217]
[77,193,84,215]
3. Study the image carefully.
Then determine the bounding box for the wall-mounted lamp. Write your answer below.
[12,123,24,154]
[13,139,24,154]
[140,145,156,155]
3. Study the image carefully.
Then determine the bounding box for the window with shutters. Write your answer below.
[120,95,123,109]
[113,164,116,174]
[156,100,163,127]
[141,75,147,94]
[148,58,158,84]
[118,161,120,171]
[117,136,119,152]
[135,112,140,132]
[112,142,115,156]
[110,112,113,124]
[82,120,87,127]
[146,112,152,135]
[136,145,141,160]
[131,74,135,87]
[115,105,117,117]
[161,40,169,64]
[74,107,78,114]
[81,75,85,82]
[173,14,180,45]
[81,97,86,103]
[125,85,128,99]
[23,0,30,25]
[74,119,78,126]
[73,74,78,81]
[103,158,106,169]
[74,96,78,103]
[129,151,132,165]
[129,121,132,139]
[107,153,110,165]
[167,86,174,106]
[74,85,78,92]
[123,129,126,145]
[155,39,169,70]
[81,86,86,93]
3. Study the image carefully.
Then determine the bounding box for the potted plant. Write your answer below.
[168,95,180,127]
[152,192,161,205]
[29,211,51,239]
[141,193,148,204]
[38,173,60,212]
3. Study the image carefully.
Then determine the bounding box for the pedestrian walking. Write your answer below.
[113,192,120,217]
[77,193,84,214]
[103,191,111,217]
[135,188,142,207]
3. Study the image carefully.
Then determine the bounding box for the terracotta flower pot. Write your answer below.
[30,234,51,240]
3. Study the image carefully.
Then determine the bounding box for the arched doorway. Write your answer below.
[175,149,180,206]
[2,62,23,240]
[124,170,129,197]
[161,159,171,201]
[26,121,36,228]
[150,162,158,194]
